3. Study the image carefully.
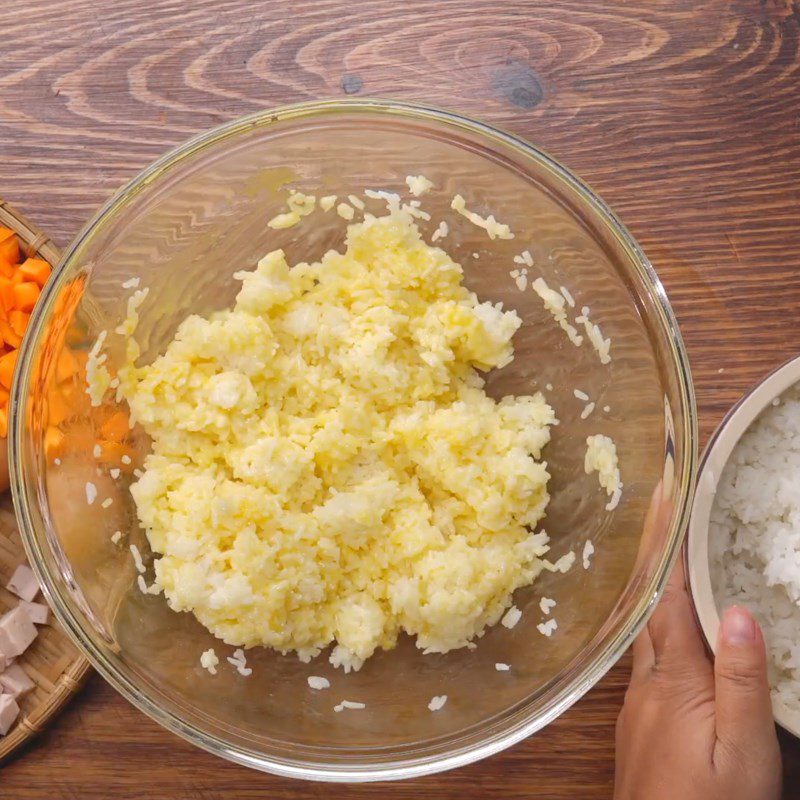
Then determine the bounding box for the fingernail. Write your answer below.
[721,605,757,646]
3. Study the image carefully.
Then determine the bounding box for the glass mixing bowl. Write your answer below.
[10,99,696,781]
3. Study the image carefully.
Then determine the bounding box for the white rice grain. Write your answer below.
[334,700,366,712]
[501,605,522,629]
[129,544,146,574]
[428,695,448,711]
[583,539,595,569]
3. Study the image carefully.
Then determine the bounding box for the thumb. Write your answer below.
[714,605,777,758]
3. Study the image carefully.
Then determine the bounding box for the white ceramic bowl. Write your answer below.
[688,353,800,737]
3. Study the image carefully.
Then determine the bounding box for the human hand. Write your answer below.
[614,558,782,800]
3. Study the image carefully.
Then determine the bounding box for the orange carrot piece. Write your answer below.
[18,258,51,288]
[0,408,7,438]
[0,260,14,279]
[56,348,79,383]
[0,321,20,348]
[46,387,71,426]
[9,309,29,338]
[0,229,19,266]
[99,410,130,442]
[13,282,39,313]
[0,278,14,312]
[0,350,17,390]
[98,440,135,469]
[44,425,65,458]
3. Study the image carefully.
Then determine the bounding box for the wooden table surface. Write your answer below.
[3,0,800,796]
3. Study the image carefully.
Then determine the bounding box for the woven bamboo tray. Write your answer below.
[0,199,92,762]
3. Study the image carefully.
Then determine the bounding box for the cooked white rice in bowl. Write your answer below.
[710,385,800,717]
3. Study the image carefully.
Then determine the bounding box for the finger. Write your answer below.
[648,557,711,674]
[714,605,779,759]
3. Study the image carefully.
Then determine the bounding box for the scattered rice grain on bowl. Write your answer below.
[101,497,113,509]
[581,402,595,420]
[560,286,575,308]
[227,648,253,677]
[450,194,514,240]
[111,531,123,544]
[320,195,337,212]
[431,220,448,242]
[501,606,522,629]
[334,700,365,712]
[336,202,355,220]
[550,551,576,573]
[137,575,160,595]
[583,540,595,569]
[574,307,611,364]
[129,544,146,574]
[573,389,589,401]
[585,435,622,510]
[85,482,97,505]
[539,597,556,614]
[348,194,365,210]
[121,277,141,289]
[532,277,583,347]
[406,175,434,196]
[200,648,219,675]
[495,663,511,671]
[537,619,558,637]
[308,676,330,690]
[428,695,448,712]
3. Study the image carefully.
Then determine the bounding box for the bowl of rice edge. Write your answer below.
[12,99,696,780]
[688,353,800,738]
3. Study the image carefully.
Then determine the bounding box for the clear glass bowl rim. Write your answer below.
[9,97,698,782]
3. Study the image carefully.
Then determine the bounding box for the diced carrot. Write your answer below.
[97,439,135,469]
[44,426,65,458]
[9,309,29,338]
[0,408,7,438]
[99,410,130,443]
[46,387,71,426]
[0,228,19,266]
[0,260,14,279]
[0,388,8,407]
[18,258,51,288]
[13,282,39,313]
[0,350,17,390]
[56,348,79,383]
[0,278,14,312]
[0,321,20,348]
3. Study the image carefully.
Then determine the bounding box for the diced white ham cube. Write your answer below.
[19,601,49,625]
[0,663,34,698]
[6,565,39,602]
[0,694,19,735]
[0,606,37,658]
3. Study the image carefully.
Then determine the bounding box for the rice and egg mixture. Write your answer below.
[120,207,559,672]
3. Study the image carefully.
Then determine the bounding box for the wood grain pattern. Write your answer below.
[2,0,800,796]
